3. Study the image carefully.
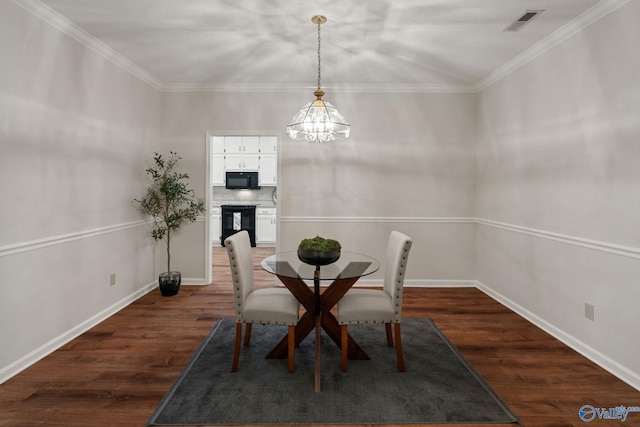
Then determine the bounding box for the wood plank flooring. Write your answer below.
[1,247,639,427]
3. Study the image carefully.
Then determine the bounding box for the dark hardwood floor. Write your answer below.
[0,247,638,427]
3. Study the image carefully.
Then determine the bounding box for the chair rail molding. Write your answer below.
[282,216,640,259]
[280,216,476,224]
[0,220,147,258]
[477,218,640,260]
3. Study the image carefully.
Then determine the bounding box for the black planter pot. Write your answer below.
[158,271,181,296]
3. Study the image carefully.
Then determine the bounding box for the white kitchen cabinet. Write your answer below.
[224,153,260,171]
[259,154,277,186]
[224,136,260,154]
[211,154,225,186]
[210,134,277,178]
[243,153,260,170]
[259,136,277,153]
[256,207,276,245]
[224,153,241,171]
[211,136,225,154]
[242,136,261,153]
[222,136,242,153]
[210,207,221,246]
[223,137,261,171]
[259,136,277,185]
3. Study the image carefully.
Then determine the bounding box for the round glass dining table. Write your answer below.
[261,251,380,280]
[261,251,380,392]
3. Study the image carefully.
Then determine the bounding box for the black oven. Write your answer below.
[221,205,256,247]
[225,171,260,190]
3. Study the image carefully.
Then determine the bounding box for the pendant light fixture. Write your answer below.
[286,15,350,142]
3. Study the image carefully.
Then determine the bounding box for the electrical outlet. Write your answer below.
[585,303,595,321]
[110,273,117,286]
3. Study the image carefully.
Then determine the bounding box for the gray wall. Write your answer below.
[476,0,640,386]
[0,1,161,381]
[161,91,478,284]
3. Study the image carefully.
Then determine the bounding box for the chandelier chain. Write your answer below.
[317,19,321,90]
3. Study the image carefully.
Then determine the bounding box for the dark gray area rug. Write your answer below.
[147,317,520,425]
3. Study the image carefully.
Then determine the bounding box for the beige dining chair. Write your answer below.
[224,230,300,373]
[337,231,412,372]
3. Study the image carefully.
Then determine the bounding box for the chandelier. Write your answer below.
[286,16,350,142]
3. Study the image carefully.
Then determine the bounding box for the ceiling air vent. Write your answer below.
[504,10,544,32]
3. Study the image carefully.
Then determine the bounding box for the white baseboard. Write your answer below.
[475,281,640,392]
[0,281,157,385]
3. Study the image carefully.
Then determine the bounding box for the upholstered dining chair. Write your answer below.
[337,231,412,372]
[224,230,300,373]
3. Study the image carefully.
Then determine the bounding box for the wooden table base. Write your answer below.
[315,314,321,393]
[265,261,372,392]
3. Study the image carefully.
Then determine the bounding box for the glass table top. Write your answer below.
[261,251,380,281]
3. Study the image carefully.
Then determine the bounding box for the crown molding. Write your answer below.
[476,0,630,91]
[12,0,164,91]
[160,82,477,94]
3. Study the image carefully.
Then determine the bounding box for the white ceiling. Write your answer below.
[21,0,621,92]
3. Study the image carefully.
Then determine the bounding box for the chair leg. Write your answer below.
[287,325,295,373]
[394,323,405,372]
[243,323,252,347]
[232,323,242,372]
[341,324,349,372]
[385,323,393,347]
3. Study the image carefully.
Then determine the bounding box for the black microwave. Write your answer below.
[225,171,260,189]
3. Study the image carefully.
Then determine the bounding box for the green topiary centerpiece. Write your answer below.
[297,235,341,265]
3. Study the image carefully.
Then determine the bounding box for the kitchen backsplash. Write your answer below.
[212,186,277,206]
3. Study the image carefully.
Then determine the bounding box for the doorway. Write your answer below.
[204,132,279,284]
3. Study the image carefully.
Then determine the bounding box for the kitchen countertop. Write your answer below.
[212,201,276,208]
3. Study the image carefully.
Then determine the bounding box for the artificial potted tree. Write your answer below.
[135,152,205,296]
